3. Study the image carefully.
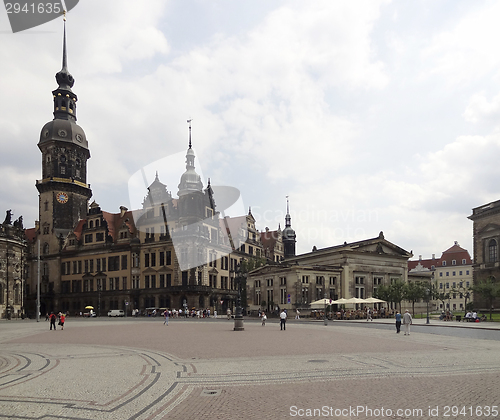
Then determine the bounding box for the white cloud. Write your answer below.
[463,92,500,124]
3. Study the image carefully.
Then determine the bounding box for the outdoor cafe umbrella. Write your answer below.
[342,297,368,305]
[363,297,386,304]
[85,306,94,310]
[309,298,332,309]
[330,298,349,305]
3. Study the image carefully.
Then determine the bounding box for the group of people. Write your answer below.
[46,311,65,330]
[464,311,486,322]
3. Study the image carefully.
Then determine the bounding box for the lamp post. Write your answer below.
[233,264,244,331]
[323,282,328,326]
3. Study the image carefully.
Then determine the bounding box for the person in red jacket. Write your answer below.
[60,313,65,330]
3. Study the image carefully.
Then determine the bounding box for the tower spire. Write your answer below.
[187,119,192,149]
[53,13,77,121]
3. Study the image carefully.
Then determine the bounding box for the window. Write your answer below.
[330,277,337,285]
[459,271,463,276]
[160,274,165,288]
[132,276,140,289]
[452,260,456,265]
[442,261,447,266]
[280,288,287,305]
[145,275,150,289]
[96,232,104,242]
[466,270,470,275]
[452,272,456,276]
[85,234,93,243]
[489,239,498,263]
[151,252,156,267]
[151,275,156,289]
[446,283,449,288]
[166,251,171,265]
[446,272,449,276]
[159,251,165,266]
[462,259,466,264]
[122,277,127,290]
[108,256,119,271]
[439,283,443,289]
[302,276,309,284]
[439,272,443,277]
[121,255,127,270]
[267,278,273,287]
[280,277,287,286]
[144,253,150,267]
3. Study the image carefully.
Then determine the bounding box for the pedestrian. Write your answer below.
[403,310,412,335]
[49,312,57,330]
[59,312,65,330]
[214,310,217,318]
[295,309,300,320]
[45,313,49,321]
[395,311,401,334]
[227,308,231,320]
[163,309,169,326]
[280,309,287,330]
[366,307,372,321]
[261,312,267,326]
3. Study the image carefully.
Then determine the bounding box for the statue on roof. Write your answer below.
[3,209,12,225]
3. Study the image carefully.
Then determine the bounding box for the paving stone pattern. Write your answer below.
[1,318,499,419]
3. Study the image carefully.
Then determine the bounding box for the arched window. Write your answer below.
[489,239,498,263]
[43,243,49,255]
[89,220,93,229]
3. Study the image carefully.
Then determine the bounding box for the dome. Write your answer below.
[39,118,88,149]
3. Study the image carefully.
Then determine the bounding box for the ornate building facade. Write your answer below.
[24,25,283,317]
[469,199,500,309]
[0,211,27,319]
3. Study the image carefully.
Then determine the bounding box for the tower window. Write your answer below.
[60,166,66,175]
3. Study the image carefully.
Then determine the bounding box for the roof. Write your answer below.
[261,229,280,251]
[408,242,472,271]
[24,227,37,243]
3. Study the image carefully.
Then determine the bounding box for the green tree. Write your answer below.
[374,285,393,307]
[432,282,450,314]
[472,277,500,320]
[403,281,426,315]
[390,280,406,312]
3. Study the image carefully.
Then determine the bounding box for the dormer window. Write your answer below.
[452,260,456,265]
[442,261,446,266]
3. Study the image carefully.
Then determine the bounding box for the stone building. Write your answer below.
[0,211,27,319]
[468,199,500,309]
[247,231,412,313]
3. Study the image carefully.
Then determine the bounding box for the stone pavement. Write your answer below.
[1,317,499,420]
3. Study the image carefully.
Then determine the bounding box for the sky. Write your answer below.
[1,0,500,259]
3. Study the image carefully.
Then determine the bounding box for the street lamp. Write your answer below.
[233,264,244,331]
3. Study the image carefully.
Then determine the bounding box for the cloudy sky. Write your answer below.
[1,0,500,259]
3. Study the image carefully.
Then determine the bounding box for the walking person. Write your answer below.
[403,310,413,335]
[163,310,169,326]
[59,312,65,330]
[280,309,287,330]
[261,312,267,326]
[366,307,372,321]
[49,312,57,330]
[295,309,300,320]
[395,311,401,334]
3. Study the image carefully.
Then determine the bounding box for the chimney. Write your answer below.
[432,254,435,259]
[419,255,422,260]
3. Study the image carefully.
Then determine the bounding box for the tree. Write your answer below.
[432,282,450,314]
[403,281,426,315]
[390,280,406,312]
[472,277,500,320]
[374,285,393,307]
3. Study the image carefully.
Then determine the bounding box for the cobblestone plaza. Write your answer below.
[1,318,499,419]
